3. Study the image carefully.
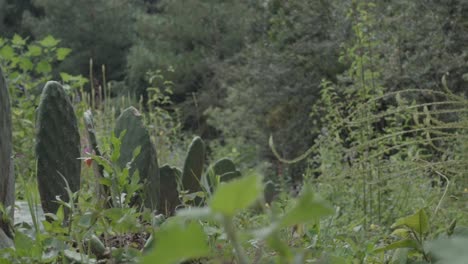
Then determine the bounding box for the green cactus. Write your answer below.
[181,136,206,195]
[114,106,159,210]
[0,67,14,247]
[83,110,111,207]
[35,81,81,215]
[219,170,241,182]
[158,165,181,216]
[204,158,241,192]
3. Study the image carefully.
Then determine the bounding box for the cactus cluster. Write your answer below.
[35,81,81,215]
[0,67,14,248]
[26,81,243,220]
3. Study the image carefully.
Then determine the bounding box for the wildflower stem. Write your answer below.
[223,215,249,264]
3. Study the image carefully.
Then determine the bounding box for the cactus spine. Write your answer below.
[0,67,14,248]
[35,81,81,215]
[114,106,159,210]
[181,136,205,194]
[158,165,181,216]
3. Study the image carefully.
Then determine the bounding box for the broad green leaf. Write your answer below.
[14,231,34,251]
[0,45,14,60]
[426,236,468,264]
[391,228,411,239]
[391,208,429,236]
[267,231,292,260]
[14,231,42,258]
[141,221,210,264]
[60,72,74,82]
[324,255,347,264]
[91,155,113,173]
[210,174,263,217]
[39,35,60,47]
[64,249,97,264]
[18,58,33,71]
[35,60,52,74]
[390,248,409,264]
[373,239,420,253]
[28,44,42,56]
[56,48,72,61]
[77,212,94,228]
[176,207,212,220]
[12,34,26,46]
[280,186,333,228]
[452,226,468,237]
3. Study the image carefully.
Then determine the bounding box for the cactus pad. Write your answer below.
[35,81,81,214]
[181,136,205,194]
[0,67,14,245]
[158,165,181,216]
[204,158,240,191]
[114,106,160,210]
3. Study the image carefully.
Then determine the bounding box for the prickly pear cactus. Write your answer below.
[83,110,110,207]
[114,106,159,210]
[35,81,81,215]
[219,170,241,182]
[211,158,236,177]
[204,158,240,191]
[0,67,14,247]
[181,136,205,194]
[158,165,181,216]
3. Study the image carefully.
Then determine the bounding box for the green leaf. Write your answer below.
[374,239,420,253]
[176,207,212,220]
[56,48,71,61]
[141,221,210,264]
[35,60,52,74]
[132,145,142,160]
[77,212,94,228]
[27,44,42,56]
[60,72,89,86]
[14,231,42,258]
[14,231,34,251]
[0,45,14,60]
[280,186,333,228]
[391,208,429,236]
[209,174,263,217]
[18,58,33,71]
[39,35,60,48]
[12,34,26,46]
[266,231,292,260]
[390,248,409,264]
[426,236,468,264]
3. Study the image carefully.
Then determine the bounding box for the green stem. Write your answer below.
[223,216,249,264]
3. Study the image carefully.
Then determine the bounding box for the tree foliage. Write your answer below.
[24,0,138,81]
[127,0,254,132]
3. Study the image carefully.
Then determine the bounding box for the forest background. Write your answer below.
[1,0,467,184]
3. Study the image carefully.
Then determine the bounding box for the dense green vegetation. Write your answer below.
[0,0,467,263]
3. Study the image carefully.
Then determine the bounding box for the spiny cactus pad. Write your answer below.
[182,136,206,194]
[205,158,240,191]
[35,81,81,214]
[158,165,181,216]
[0,67,14,245]
[114,106,159,210]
